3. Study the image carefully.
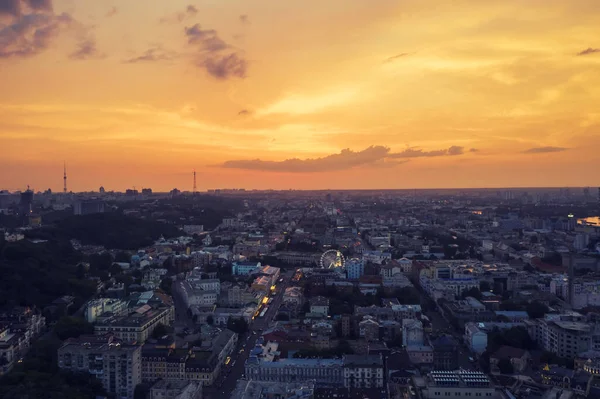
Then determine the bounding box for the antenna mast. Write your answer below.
[193,169,197,195]
[63,162,67,193]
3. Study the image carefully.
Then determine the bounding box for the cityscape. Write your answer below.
[2,1,600,399]
[1,186,600,399]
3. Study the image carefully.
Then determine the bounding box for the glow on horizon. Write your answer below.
[1,0,599,192]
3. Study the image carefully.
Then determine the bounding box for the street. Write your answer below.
[425,307,478,371]
[192,270,294,399]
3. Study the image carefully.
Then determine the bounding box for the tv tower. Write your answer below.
[193,169,197,195]
[63,162,67,193]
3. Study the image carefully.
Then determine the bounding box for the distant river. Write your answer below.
[578,216,600,226]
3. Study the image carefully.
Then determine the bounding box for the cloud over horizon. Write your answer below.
[523,146,569,154]
[577,48,600,56]
[184,23,248,79]
[220,145,468,172]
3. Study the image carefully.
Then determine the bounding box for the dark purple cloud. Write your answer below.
[388,146,465,158]
[577,48,600,56]
[0,0,99,60]
[384,53,409,63]
[0,0,21,17]
[523,146,568,154]
[184,23,248,80]
[0,11,73,58]
[221,145,468,172]
[26,0,51,12]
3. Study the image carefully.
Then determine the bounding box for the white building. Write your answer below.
[421,370,496,399]
[85,299,127,323]
[464,323,488,354]
[362,250,392,265]
[310,297,329,317]
[403,319,424,347]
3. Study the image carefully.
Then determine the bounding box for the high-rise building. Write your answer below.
[58,334,141,399]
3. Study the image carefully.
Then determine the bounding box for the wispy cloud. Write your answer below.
[69,38,102,60]
[160,4,198,24]
[105,6,117,18]
[523,146,568,154]
[221,145,468,172]
[256,87,360,116]
[388,145,466,158]
[383,52,410,63]
[184,23,248,79]
[123,47,176,63]
[577,48,600,56]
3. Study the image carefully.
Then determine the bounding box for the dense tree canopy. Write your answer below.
[0,239,96,309]
[26,212,181,250]
[0,337,106,399]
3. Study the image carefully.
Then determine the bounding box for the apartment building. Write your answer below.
[342,354,384,389]
[57,334,141,399]
[94,305,174,343]
[527,317,600,359]
[141,347,189,382]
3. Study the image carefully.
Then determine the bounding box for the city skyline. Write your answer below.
[2,0,600,191]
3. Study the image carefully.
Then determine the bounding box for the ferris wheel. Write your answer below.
[320,249,345,269]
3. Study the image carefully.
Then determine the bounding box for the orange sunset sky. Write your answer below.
[1,0,599,192]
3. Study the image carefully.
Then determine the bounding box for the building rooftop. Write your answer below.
[343,354,383,367]
[246,357,343,368]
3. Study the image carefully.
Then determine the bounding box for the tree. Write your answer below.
[151,323,170,339]
[76,263,86,279]
[227,317,248,334]
[479,281,491,292]
[395,287,421,304]
[526,301,549,319]
[206,315,214,325]
[461,287,482,300]
[114,251,131,263]
[54,316,94,340]
[134,383,151,399]
[497,358,514,374]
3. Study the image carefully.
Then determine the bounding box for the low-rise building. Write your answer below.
[85,298,128,323]
[490,346,530,373]
[464,322,488,354]
[403,319,424,347]
[245,357,343,384]
[342,354,384,389]
[310,297,329,317]
[232,261,261,275]
[418,370,496,399]
[150,379,202,399]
